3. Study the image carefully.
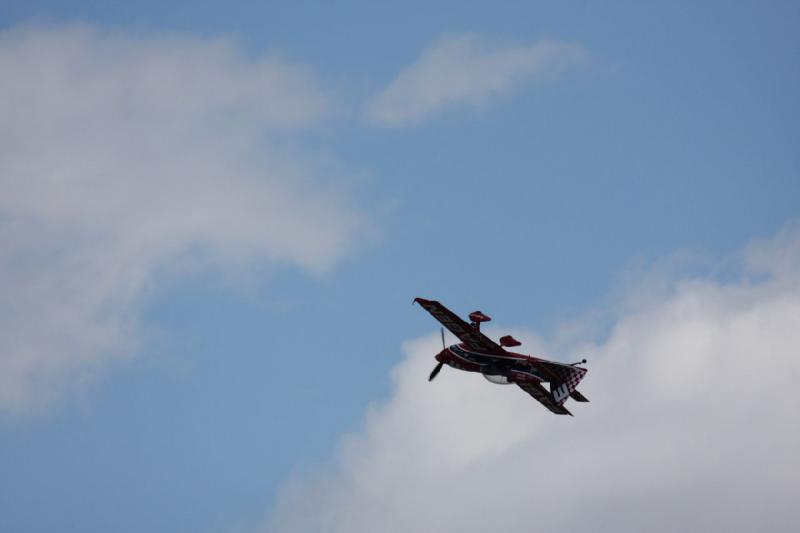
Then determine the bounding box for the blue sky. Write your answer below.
[1,2,799,532]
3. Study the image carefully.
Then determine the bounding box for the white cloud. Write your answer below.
[364,33,586,127]
[269,226,800,533]
[0,25,368,414]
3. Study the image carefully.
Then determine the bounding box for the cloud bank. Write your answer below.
[0,25,368,414]
[270,226,800,533]
[365,33,585,127]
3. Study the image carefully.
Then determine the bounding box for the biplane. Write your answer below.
[414,298,588,415]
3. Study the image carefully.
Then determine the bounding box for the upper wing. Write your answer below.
[517,382,572,415]
[530,359,587,405]
[414,298,505,355]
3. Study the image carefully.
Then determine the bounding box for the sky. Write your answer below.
[1,2,799,532]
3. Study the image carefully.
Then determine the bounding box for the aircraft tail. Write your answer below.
[546,365,587,405]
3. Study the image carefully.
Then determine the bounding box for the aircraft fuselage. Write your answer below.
[436,343,549,385]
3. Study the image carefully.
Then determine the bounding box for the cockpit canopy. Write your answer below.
[482,373,512,385]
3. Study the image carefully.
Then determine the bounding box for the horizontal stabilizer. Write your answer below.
[536,360,587,405]
[517,382,573,415]
[570,390,589,402]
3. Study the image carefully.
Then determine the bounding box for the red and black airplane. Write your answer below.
[414,298,588,415]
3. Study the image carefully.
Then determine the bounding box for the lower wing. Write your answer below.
[414,298,505,355]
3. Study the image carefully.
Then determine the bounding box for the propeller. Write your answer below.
[428,327,447,382]
[428,361,444,381]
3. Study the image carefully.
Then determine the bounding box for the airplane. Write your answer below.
[414,297,588,415]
